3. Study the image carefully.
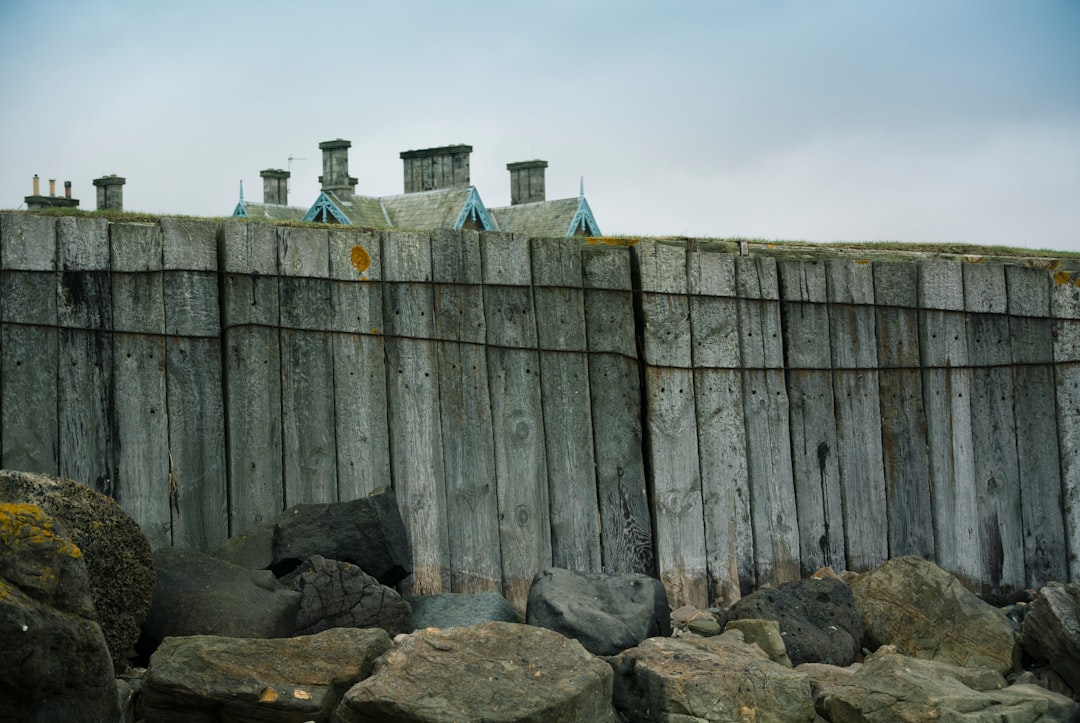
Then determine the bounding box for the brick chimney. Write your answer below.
[93,175,126,211]
[400,144,472,193]
[318,139,357,200]
[507,160,547,205]
[260,168,290,205]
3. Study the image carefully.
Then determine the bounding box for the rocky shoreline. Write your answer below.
[3,469,1080,722]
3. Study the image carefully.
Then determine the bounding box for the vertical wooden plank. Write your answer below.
[383,230,448,595]
[778,259,844,577]
[56,216,114,496]
[531,236,601,575]
[918,258,980,585]
[0,214,59,475]
[688,245,746,605]
[636,240,707,609]
[111,221,171,548]
[484,232,549,613]
[1007,264,1066,588]
[162,218,227,550]
[220,219,283,536]
[329,227,390,501]
[874,261,935,560]
[278,226,338,506]
[431,228,500,593]
[826,259,888,572]
[1051,273,1080,582]
[582,242,654,576]
[963,261,1024,592]
[736,255,800,585]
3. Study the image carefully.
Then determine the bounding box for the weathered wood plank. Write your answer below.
[874,261,935,560]
[826,259,888,572]
[687,244,745,605]
[56,216,114,497]
[484,232,550,613]
[636,240,707,609]
[736,255,800,585]
[111,221,171,548]
[1050,274,1080,582]
[220,220,283,536]
[582,242,654,576]
[531,236,600,575]
[918,258,979,584]
[1007,264,1066,588]
[329,228,390,502]
[431,228,500,593]
[383,230,448,595]
[778,259,845,577]
[279,226,338,507]
[0,214,59,475]
[963,261,1024,592]
[162,218,227,550]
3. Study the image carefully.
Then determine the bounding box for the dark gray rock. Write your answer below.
[0,502,120,723]
[1021,581,1080,694]
[608,630,815,722]
[525,567,670,656]
[719,576,862,666]
[406,591,519,630]
[280,555,412,636]
[0,469,155,670]
[142,627,392,722]
[337,622,616,722]
[142,547,301,648]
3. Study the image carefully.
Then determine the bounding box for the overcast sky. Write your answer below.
[2,1,1078,251]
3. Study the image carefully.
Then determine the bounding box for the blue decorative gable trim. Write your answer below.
[454,187,497,231]
[303,192,352,224]
[567,195,601,236]
[232,200,249,218]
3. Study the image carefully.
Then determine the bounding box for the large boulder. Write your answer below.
[337,621,616,722]
[142,627,392,722]
[525,567,670,655]
[719,576,862,666]
[213,486,411,585]
[0,502,120,722]
[850,556,1020,675]
[1021,581,1080,694]
[0,469,155,668]
[142,547,301,649]
[407,591,519,630]
[811,646,1079,722]
[280,555,412,636]
[608,628,816,722]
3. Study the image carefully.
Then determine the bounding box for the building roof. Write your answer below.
[296,186,497,232]
[488,195,601,237]
[233,200,308,222]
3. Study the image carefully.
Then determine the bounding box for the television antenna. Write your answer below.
[287,155,306,192]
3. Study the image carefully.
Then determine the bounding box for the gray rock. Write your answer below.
[525,567,670,656]
[0,469,155,669]
[406,591,519,630]
[1021,581,1080,694]
[0,503,120,723]
[280,555,411,636]
[811,647,1079,722]
[719,576,862,666]
[337,621,616,722]
[850,556,1020,675]
[608,629,816,722]
[142,627,391,722]
[142,547,301,647]
[724,618,793,667]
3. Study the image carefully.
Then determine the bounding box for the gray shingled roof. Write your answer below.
[237,202,308,222]
[488,197,588,237]
[326,192,390,227]
[380,188,474,230]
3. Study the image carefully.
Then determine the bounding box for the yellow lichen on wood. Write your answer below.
[1054,270,1073,286]
[586,237,640,247]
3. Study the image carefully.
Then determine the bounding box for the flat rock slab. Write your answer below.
[526,567,671,655]
[142,627,392,722]
[812,647,1079,722]
[337,621,616,722]
[850,556,1020,675]
[280,555,411,636]
[608,629,816,722]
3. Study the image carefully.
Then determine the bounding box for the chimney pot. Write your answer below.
[49,179,56,197]
[64,181,72,199]
[32,174,40,196]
